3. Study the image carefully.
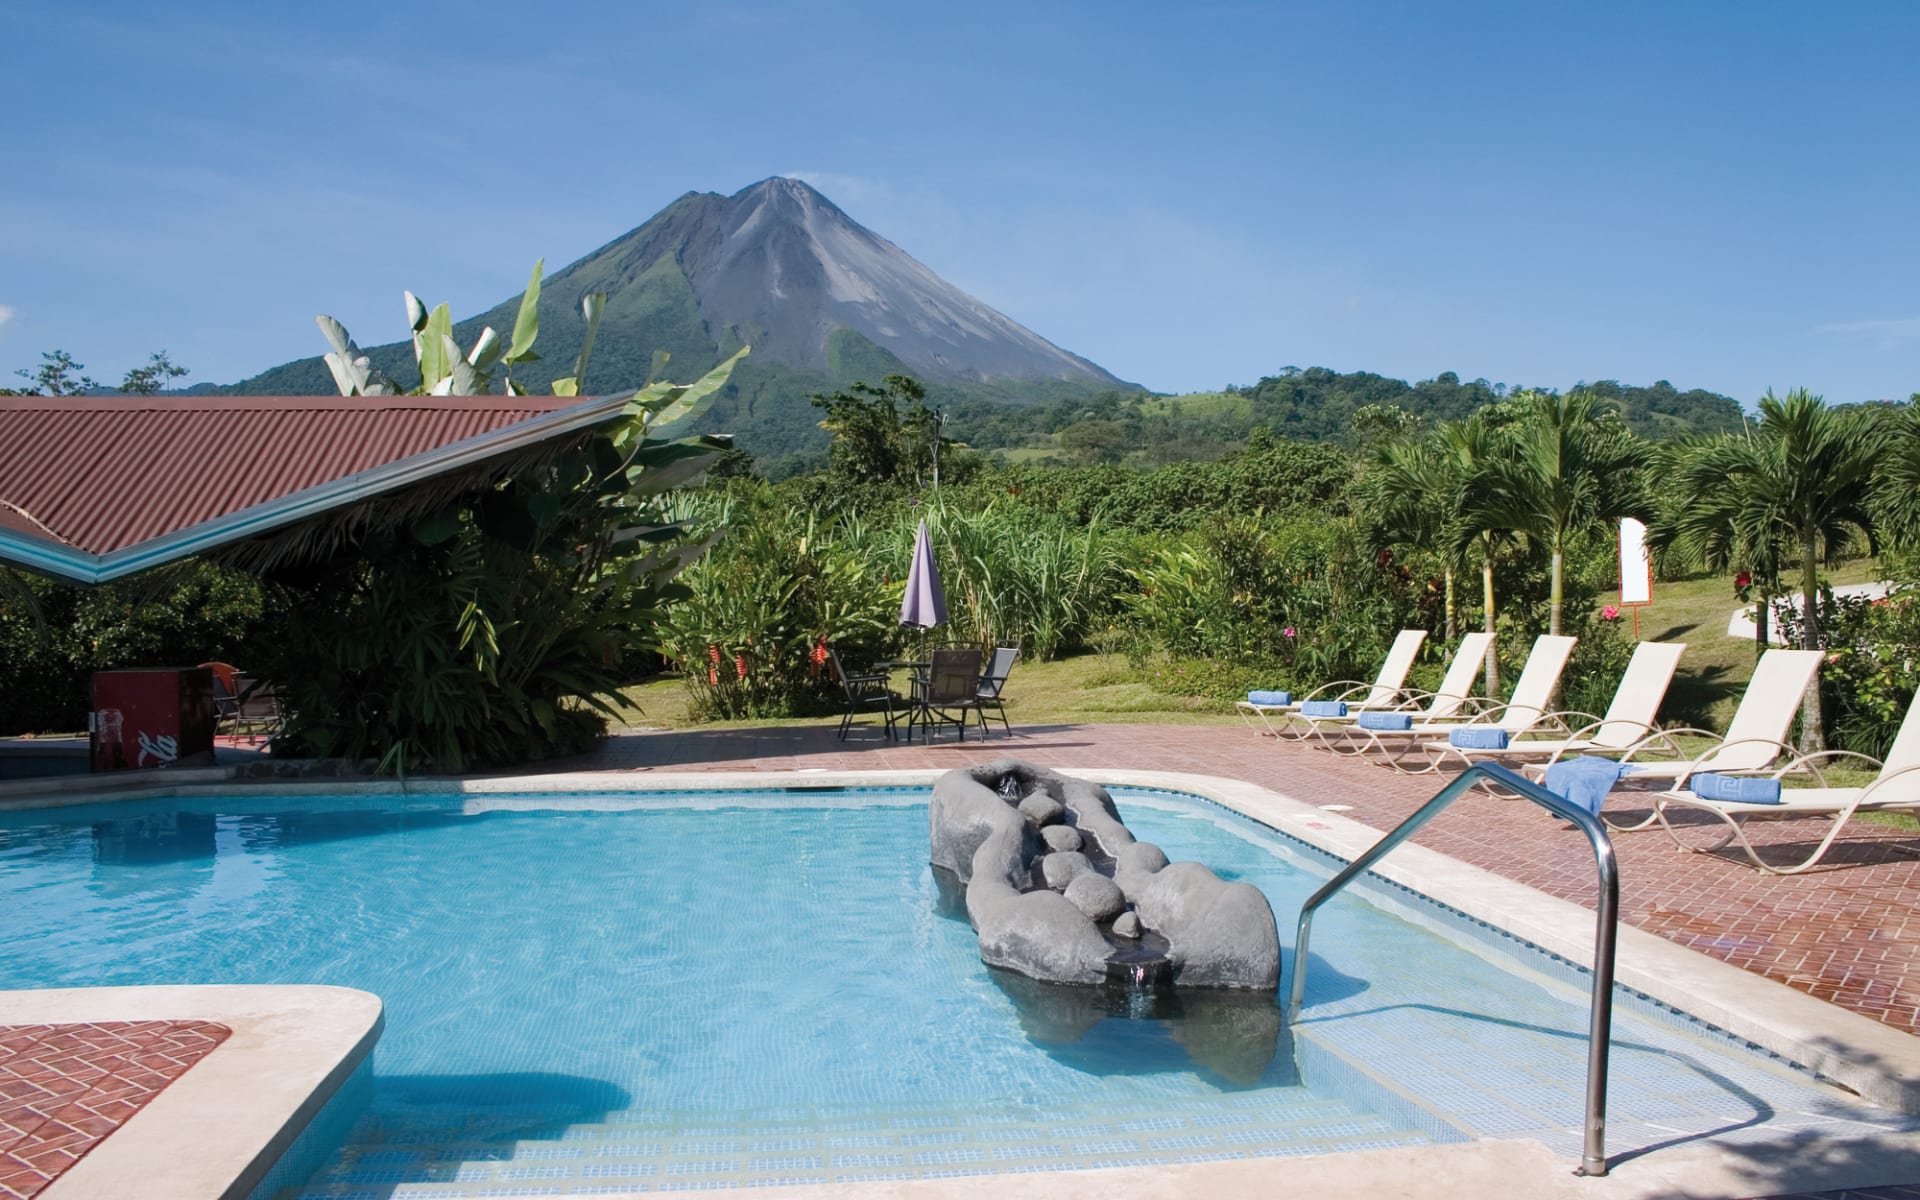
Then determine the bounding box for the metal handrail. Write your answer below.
[1287,760,1619,1177]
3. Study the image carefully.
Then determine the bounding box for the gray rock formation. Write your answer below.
[929,759,1280,991]
[1065,873,1127,922]
[1042,825,1083,853]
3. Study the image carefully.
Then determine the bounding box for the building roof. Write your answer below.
[0,394,633,584]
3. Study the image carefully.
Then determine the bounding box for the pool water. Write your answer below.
[0,787,1907,1196]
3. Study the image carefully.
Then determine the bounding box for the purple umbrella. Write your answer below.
[899,519,948,630]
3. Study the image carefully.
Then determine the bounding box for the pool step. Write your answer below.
[281,1094,1430,1197]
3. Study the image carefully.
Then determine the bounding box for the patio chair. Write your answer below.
[1235,628,1427,737]
[1355,635,1579,772]
[828,645,901,741]
[1425,640,1687,774]
[906,647,984,743]
[232,675,284,744]
[1297,631,1495,751]
[974,646,1020,738]
[199,661,242,739]
[1643,692,1920,874]
[1521,647,1825,825]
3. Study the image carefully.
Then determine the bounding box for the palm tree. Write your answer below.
[1459,390,1648,638]
[1439,413,1517,697]
[1659,437,1789,659]
[1664,389,1881,751]
[1366,435,1463,639]
[1869,400,1920,551]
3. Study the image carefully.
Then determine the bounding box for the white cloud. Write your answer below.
[1814,316,1920,349]
[0,304,14,329]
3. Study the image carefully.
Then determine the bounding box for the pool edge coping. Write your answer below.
[11,983,381,1200]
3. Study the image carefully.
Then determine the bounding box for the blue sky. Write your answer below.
[2,0,1916,403]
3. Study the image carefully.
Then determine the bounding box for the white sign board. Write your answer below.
[1619,517,1653,606]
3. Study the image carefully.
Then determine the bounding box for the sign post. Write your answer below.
[1618,517,1653,638]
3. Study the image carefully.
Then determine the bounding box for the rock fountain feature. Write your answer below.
[930,760,1281,991]
[930,761,1287,1082]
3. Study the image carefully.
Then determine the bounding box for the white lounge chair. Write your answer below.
[1353,635,1578,772]
[1645,693,1920,874]
[1300,631,1496,752]
[1235,628,1428,737]
[1426,640,1687,773]
[1522,648,1825,823]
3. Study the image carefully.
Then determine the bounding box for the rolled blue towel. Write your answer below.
[1544,756,1639,816]
[1448,726,1510,750]
[1689,772,1784,804]
[1246,690,1292,707]
[1300,700,1347,718]
[1357,711,1413,731]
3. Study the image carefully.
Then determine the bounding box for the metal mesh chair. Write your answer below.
[907,648,983,743]
[828,645,901,741]
[974,647,1019,737]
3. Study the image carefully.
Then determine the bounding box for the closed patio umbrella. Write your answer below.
[900,518,947,633]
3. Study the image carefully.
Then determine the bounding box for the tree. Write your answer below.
[1440,413,1518,696]
[1660,389,1882,751]
[1659,436,1789,658]
[14,350,98,396]
[1459,390,1648,638]
[810,374,951,490]
[1366,433,1461,639]
[119,351,190,395]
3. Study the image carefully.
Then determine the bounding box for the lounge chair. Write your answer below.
[1298,631,1496,751]
[1521,648,1825,821]
[1236,629,1428,737]
[1425,640,1687,773]
[974,647,1020,737]
[1644,692,1920,874]
[1352,635,1578,772]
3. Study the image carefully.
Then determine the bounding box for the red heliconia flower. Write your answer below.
[736,652,749,680]
[709,667,718,686]
[708,644,722,665]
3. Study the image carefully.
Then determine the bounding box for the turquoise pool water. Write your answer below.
[0,787,1906,1196]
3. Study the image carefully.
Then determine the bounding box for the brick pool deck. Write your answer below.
[0,1020,229,1198]
[563,719,1920,1038]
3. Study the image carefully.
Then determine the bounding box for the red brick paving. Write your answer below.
[553,719,1920,1037]
[0,1021,229,1199]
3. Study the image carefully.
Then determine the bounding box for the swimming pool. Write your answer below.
[0,783,1909,1196]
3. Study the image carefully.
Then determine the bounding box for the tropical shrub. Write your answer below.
[1115,515,1427,696]
[659,501,900,720]
[0,565,269,735]
[932,503,1124,660]
[1559,607,1640,721]
[1782,590,1920,759]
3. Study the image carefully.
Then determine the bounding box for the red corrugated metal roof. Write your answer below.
[0,395,596,556]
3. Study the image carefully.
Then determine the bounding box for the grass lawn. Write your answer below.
[1637,559,1883,731]
[616,652,1252,732]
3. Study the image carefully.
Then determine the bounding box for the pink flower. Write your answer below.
[1283,627,1296,638]
[1601,605,1621,621]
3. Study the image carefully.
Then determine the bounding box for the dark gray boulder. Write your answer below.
[1042,825,1083,853]
[1065,873,1126,922]
[1041,851,1091,890]
[1134,862,1282,990]
[1018,793,1065,827]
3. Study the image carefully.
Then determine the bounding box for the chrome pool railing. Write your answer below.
[1285,760,1620,1178]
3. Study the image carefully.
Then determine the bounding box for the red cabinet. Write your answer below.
[90,668,216,771]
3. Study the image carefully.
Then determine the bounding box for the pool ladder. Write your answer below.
[1286,761,1619,1178]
